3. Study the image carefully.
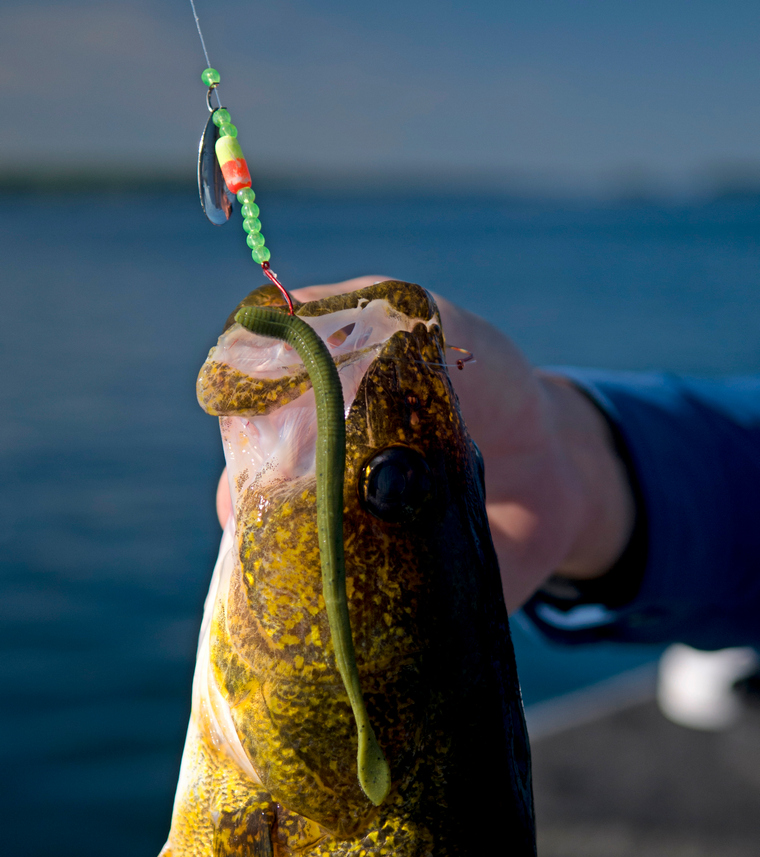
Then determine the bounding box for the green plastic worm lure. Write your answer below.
[233,305,391,806]
[197,39,390,803]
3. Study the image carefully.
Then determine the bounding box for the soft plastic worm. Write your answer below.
[234,305,391,806]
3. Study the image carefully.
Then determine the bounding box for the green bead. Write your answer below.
[242,211,261,230]
[246,232,265,249]
[201,68,220,86]
[237,188,256,204]
[219,123,237,138]
[212,108,231,127]
[251,245,270,263]
[242,203,260,220]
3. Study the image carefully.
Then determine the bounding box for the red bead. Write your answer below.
[219,158,251,194]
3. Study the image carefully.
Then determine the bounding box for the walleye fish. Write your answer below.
[160,280,536,856]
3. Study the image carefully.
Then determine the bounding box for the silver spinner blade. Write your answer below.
[198,111,235,225]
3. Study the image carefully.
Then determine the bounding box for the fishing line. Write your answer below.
[188,0,222,108]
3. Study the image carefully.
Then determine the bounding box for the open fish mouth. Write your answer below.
[198,283,441,420]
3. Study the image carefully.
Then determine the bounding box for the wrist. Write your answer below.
[539,373,637,581]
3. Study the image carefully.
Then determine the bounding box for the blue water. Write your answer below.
[3,189,760,855]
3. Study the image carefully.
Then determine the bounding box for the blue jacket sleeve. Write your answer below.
[522,371,760,650]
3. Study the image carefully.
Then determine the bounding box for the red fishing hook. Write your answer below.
[261,261,295,315]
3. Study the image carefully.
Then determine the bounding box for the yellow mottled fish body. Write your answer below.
[160,282,535,856]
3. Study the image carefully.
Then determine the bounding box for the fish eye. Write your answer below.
[359,446,433,523]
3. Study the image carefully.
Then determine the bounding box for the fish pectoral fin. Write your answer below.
[213,803,276,857]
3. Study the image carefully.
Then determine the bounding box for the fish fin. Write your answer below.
[212,803,276,857]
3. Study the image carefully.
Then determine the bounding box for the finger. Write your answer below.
[216,467,232,528]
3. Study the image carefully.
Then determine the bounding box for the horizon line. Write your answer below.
[3,164,760,202]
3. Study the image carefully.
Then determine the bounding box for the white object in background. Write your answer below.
[657,643,758,730]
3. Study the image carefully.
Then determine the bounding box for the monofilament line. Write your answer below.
[189,0,222,109]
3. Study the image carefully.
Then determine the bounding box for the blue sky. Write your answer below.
[4,0,760,192]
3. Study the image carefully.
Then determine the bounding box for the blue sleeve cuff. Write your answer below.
[522,371,760,650]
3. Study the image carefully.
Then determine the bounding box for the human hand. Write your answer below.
[216,276,635,611]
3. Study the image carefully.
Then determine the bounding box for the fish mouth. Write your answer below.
[198,284,440,420]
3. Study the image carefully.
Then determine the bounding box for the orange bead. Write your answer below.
[215,136,251,194]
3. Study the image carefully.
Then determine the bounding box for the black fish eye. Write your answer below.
[359,447,433,523]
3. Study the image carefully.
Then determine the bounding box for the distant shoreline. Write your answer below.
[4,168,760,203]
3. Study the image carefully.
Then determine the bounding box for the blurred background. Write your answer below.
[3,2,760,855]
